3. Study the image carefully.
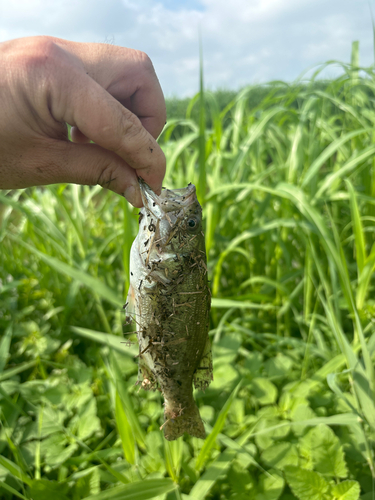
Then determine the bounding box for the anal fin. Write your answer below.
[193,336,213,391]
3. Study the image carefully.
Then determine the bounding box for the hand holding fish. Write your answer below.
[0,36,166,207]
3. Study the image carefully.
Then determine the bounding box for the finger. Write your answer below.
[70,126,90,143]
[5,140,145,207]
[51,71,166,196]
[54,39,167,139]
[107,73,166,140]
[61,141,145,207]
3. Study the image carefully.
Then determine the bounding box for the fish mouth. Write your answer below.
[139,178,197,215]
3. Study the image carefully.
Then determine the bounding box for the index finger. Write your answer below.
[105,57,166,141]
[53,39,167,140]
[48,40,166,194]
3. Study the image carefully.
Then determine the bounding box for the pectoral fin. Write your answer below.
[137,355,159,391]
[193,336,213,391]
[125,284,136,324]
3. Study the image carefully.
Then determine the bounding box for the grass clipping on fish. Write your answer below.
[125,179,213,441]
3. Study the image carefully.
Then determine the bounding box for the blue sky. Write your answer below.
[159,0,204,11]
[0,0,373,97]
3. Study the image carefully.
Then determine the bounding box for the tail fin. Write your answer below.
[162,401,205,441]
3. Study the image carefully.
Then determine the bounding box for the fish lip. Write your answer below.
[139,178,159,212]
[139,178,198,215]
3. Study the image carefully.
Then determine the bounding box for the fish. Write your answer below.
[125,179,213,441]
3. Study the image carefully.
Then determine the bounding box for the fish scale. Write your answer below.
[126,179,213,440]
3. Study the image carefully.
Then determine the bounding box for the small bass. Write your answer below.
[126,179,213,441]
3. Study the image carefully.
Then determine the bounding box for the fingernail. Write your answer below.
[124,184,144,207]
[123,185,136,205]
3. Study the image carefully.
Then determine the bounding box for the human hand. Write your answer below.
[0,36,166,207]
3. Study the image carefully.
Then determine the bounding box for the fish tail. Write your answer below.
[162,401,205,441]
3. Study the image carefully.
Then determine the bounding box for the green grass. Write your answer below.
[1,42,375,499]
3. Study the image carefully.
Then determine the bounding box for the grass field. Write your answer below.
[1,43,375,499]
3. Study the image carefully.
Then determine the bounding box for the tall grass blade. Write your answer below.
[314,144,375,200]
[301,129,369,188]
[0,324,12,374]
[71,327,138,357]
[109,351,145,449]
[345,179,366,275]
[357,243,375,309]
[164,438,183,482]
[250,413,359,437]
[195,381,241,470]
[327,372,375,471]
[0,456,32,486]
[197,30,206,204]
[10,236,122,307]
[190,449,236,500]
[84,479,177,500]
[0,360,37,383]
[0,482,29,500]
[350,40,359,84]
[115,391,136,465]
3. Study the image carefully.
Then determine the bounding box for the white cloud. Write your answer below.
[0,0,373,96]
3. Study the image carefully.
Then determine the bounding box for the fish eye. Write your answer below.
[187,217,199,230]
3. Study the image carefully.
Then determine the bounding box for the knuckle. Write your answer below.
[129,49,157,80]
[102,110,143,153]
[19,37,61,72]
[4,37,80,120]
[121,107,143,133]
[11,37,70,99]
[133,50,154,71]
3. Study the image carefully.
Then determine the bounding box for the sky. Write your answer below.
[0,0,373,97]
